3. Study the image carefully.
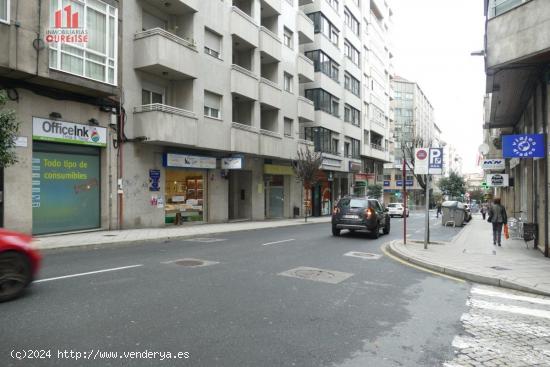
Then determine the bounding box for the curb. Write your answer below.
[386,240,550,297]
[35,218,332,252]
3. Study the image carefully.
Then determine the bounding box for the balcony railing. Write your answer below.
[371,143,385,151]
[134,103,196,118]
[260,129,282,139]
[488,0,531,18]
[232,122,259,133]
[134,28,196,50]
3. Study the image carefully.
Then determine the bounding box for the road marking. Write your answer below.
[471,286,550,306]
[468,299,550,319]
[344,251,382,260]
[262,238,295,246]
[380,245,465,283]
[34,264,143,283]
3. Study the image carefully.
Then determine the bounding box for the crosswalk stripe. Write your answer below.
[471,285,550,306]
[467,298,550,319]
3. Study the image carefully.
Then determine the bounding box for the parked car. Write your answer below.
[331,196,390,238]
[387,203,409,218]
[0,229,41,302]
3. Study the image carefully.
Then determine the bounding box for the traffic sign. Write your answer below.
[428,148,443,175]
[415,148,429,174]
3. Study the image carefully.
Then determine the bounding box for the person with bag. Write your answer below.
[487,198,507,246]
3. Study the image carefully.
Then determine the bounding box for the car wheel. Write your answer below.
[383,220,390,235]
[0,251,32,302]
[332,227,341,236]
[371,223,380,239]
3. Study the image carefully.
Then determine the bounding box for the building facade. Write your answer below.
[1,0,120,234]
[482,0,550,257]
[300,0,394,213]
[383,76,435,207]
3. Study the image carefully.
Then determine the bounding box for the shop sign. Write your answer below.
[264,164,294,175]
[481,159,505,170]
[396,180,413,186]
[354,173,368,182]
[163,153,216,169]
[14,136,28,147]
[149,169,160,191]
[502,134,545,158]
[221,157,243,169]
[486,173,509,187]
[33,117,107,147]
[383,180,390,187]
[45,3,89,44]
[349,161,362,172]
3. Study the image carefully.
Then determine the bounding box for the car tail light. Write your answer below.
[333,207,340,215]
[364,208,374,219]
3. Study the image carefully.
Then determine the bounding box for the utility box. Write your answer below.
[441,201,466,227]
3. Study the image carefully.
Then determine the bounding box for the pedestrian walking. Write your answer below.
[487,198,507,246]
[480,203,486,220]
[436,201,442,218]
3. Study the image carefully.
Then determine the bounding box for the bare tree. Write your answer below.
[293,147,322,222]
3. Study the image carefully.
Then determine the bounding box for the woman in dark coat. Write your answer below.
[488,198,507,246]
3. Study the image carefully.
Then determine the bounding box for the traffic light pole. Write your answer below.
[403,159,407,245]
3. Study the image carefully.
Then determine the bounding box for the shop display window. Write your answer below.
[165,170,205,223]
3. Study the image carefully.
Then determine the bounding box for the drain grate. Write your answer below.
[103,234,118,237]
[162,258,219,268]
[344,251,382,260]
[278,266,353,284]
[489,266,511,271]
[184,238,226,243]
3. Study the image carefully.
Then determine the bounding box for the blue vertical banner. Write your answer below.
[502,134,545,158]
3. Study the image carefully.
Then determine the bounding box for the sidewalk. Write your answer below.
[388,215,550,296]
[34,216,331,250]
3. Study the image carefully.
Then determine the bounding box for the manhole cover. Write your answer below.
[344,251,382,260]
[103,234,118,237]
[489,266,511,271]
[278,267,353,284]
[162,258,219,268]
[184,238,226,243]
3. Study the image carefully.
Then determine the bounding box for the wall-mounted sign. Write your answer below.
[349,161,361,172]
[487,173,509,187]
[396,180,413,187]
[415,148,429,174]
[502,134,545,158]
[221,157,243,169]
[149,169,160,191]
[163,153,216,169]
[14,136,28,147]
[383,180,390,187]
[428,148,443,175]
[264,164,294,175]
[481,159,505,170]
[45,3,89,44]
[354,173,368,182]
[33,117,107,147]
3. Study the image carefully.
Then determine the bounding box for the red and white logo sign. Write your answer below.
[416,149,428,160]
[46,4,89,44]
[414,148,429,174]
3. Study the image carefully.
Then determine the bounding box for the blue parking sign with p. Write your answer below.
[429,148,443,174]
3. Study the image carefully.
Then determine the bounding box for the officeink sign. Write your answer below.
[33,117,107,147]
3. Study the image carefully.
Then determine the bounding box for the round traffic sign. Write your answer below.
[416,149,428,160]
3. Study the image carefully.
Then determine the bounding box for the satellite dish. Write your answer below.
[478,143,489,155]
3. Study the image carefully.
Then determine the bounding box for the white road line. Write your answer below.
[471,286,550,306]
[34,265,143,283]
[261,239,295,246]
[468,299,550,319]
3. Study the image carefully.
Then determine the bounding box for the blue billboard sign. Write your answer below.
[383,180,390,187]
[502,134,545,158]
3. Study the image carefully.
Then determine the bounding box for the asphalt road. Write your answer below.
[1,212,469,367]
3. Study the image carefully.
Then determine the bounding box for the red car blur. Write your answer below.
[0,229,41,302]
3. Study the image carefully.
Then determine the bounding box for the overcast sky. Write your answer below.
[391,0,486,173]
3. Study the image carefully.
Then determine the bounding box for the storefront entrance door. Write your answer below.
[266,175,284,218]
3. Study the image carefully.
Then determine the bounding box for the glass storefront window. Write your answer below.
[165,170,205,223]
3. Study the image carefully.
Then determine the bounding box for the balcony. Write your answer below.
[141,0,198,13]
[485,0,547,128]
[297,11,314,44]
[134,28,198,79]
[259,78,282,109]
[231,65,259,101]
[299,0,314,5]
[297,96,314,122]
[231,122,260,155]
[133,104,198,146]
[297,54,314,83]
[262,0,281,15]
[259,27,282,61]
[297,139,314,154]
[260,129,284,158]
[231,6,259,48]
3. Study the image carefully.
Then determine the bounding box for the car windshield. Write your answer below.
[339,198,367,209]
[388,204,401,208]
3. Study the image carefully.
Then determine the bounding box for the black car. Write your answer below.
[331,196,390,238]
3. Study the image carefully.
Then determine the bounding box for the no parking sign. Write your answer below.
[415,148,429,174]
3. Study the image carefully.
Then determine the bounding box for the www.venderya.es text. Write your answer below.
[10,349,190,361]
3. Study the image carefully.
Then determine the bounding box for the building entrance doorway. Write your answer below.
[228,170,252,220]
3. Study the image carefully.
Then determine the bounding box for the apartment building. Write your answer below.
[0,0,120,234]
[120,0,316,227]
[384,76,435,206]
[482,0,549,256]
[300,0,394,214]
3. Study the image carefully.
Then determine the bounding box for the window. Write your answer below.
[284,118,293,137]
[204,91,222,119]
[344,104,360,126]
[305,88,339,117]
[395,174,402,181]
[332,138,339,155]
[308,12,339,47]
[344,7,360,36]
[142,89,163,105]
[344,72,360,97]
[283,27,293,49]
[0,0,9,23]
[304,126,338,154]
[383,174,391,181]
[351,138,360,158]
[284,73,293,93]
[325,0,338,11]
[344,142,350,157]
[344,40,360,66]
[49,0,118,85]
[305,50,339,82]
[204,28,222,59]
